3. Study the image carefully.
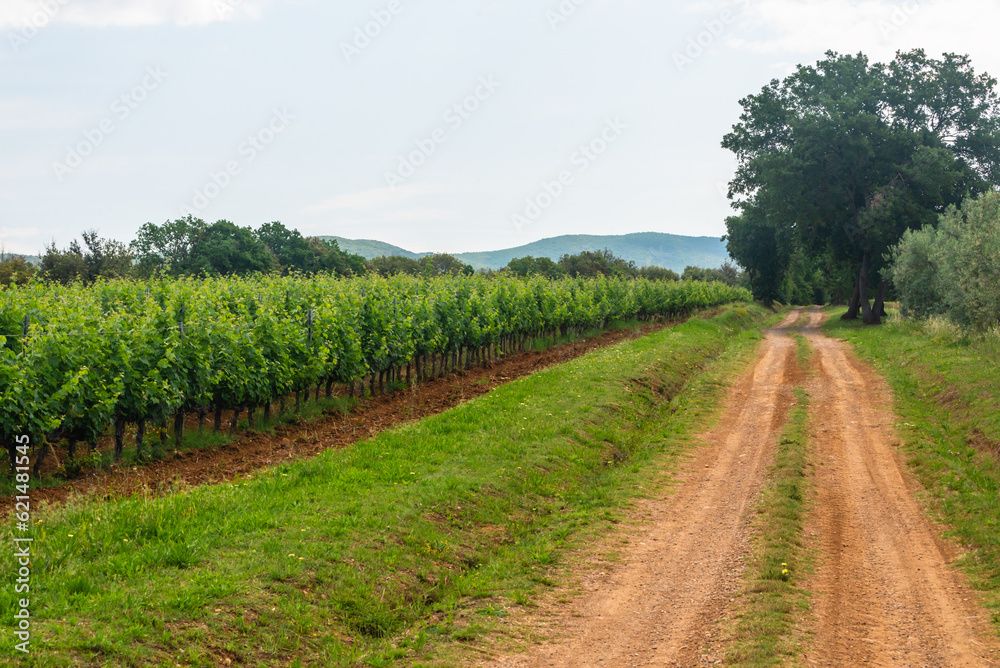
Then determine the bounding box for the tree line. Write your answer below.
[1,220,742,286]
[722,49,1000,324]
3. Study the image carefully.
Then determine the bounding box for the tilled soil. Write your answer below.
[9,321,675,514]
[485,309,805,667]
[799,308,1000,667]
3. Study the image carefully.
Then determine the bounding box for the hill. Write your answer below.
[323,232,729,272]
[0,252,41,265]
[324,237,425,260]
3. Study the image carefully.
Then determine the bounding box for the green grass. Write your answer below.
[2,304,777,667]
[726,333,813,666]
[823,310,1000,632]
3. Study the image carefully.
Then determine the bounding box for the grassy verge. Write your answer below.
[2,304,777,667]
[727,330,813,666]
[823,311,1000,630]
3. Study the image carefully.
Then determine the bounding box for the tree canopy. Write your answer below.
[37,218,367,283]
[723,49,1000,321]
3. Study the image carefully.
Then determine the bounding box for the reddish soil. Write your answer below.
[799,308,1000,666]
[484,309,804,667]
[9,321,676,514]
[484,307,1000,667]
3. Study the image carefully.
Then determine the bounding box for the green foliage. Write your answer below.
[681,262,745,288]
[369,255,424,276]
[369,254,474,278]
[558,249,636,278]
[723,49,1000,310]
[0,274,752,471]
[0,256,36,287]
[40,219,366,284]
[504,256,566,279]
[418,253,474,277]
[0,304,773,667]
[637,265,679,281]
[40,240,88,284]
[889,191,1000,330]
[184,220,275,275]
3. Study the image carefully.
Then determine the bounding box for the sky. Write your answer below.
[2,0,1000,256]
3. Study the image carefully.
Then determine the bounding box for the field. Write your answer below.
[3,303,770,666]
[5,293,1000,666]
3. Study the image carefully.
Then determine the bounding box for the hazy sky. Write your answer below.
[2,0,999,256]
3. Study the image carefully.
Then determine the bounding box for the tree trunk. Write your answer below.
[264,402,271,422]
[114,416,126,461]
[859,251,881,325]
[214,406,223,432]
[230,407,241,433]
[136,419,146,458]
[841,278,861,320]
[174,410,184,448]
[67,437,76,463]
[32,441,49,478]
[874,280,888,317]
[198,407,206,433]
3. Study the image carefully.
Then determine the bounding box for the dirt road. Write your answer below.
[487,308,999,667]
[487,309,805,667]
[799,308,998,667]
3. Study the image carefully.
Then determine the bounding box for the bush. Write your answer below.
[0,256,36,287]
[888,191,1000,330]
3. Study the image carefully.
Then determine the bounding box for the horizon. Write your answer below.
[3,1,1000,256]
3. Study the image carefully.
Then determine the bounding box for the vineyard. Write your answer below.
[0,274,750,474]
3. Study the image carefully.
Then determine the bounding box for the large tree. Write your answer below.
[723,50,1000,321]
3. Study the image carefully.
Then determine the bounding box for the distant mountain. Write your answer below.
[0,252,41,265]
[323,232,730,272]
[324,237,426,260]
[454,233,728,272]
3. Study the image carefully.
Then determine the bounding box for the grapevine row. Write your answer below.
[0,274,751,473]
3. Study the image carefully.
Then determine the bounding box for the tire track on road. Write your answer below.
[800,308,999,667]
[487,309,804,667]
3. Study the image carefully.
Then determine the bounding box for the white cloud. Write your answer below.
[0,0,272,30]
[729,0,1000,66]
